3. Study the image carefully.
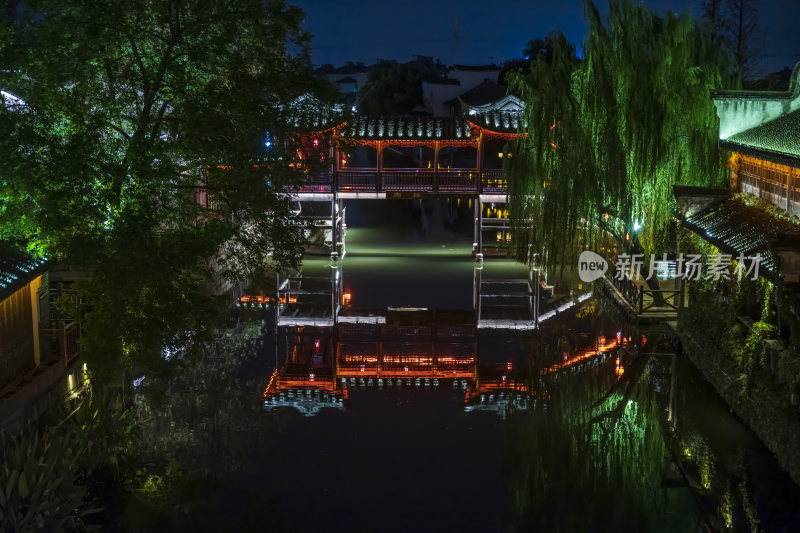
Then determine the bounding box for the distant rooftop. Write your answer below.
[447,79,508,107]
[451,64,500,72]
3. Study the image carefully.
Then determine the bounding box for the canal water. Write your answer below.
[130,199,800,532]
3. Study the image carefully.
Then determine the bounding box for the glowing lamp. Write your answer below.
[342,291,352,306]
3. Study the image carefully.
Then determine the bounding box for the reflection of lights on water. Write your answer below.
[537,292,592,324]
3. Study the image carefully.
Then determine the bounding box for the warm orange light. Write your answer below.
[541,338,622,374]
[240,295,272,304]
[342,291,352,305]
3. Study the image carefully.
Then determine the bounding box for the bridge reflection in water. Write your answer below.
[262,309,629,418]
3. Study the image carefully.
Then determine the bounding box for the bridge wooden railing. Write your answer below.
[287,169,508,195]
[608,274,682,314]
[383,169,436,191]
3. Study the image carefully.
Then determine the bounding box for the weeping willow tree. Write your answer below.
[505,0,732,277]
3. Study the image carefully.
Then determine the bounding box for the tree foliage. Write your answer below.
[703,0,763,82]
[0,0,329,382]
[0,428,99,532]
[359,64,423,116]
[500,31,568,84]
[505,0,732,268]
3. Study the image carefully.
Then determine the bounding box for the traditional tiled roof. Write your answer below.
[448,79,508,107]
[0,242,47,301]
[451,64,499,72]
[338,116,475,141]
[283,95,344,133]
[721,109,800,165]
[681,195,800,281]
[467,110,523,134]
[424,78,460,86]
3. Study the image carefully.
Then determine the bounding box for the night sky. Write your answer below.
[294,0,800,73]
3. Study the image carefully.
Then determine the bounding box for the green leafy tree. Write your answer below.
[725,0,763,82]
[702,0,763,82]
[500,31,571,84]
[505,0,732,283]
[359,63,423,115]
[0,1,330,383]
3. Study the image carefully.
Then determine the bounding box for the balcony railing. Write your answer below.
[383,169,436,191]
[481,169,507,194]
[287,169,509,195]
[338,170,377,190]
[439,169,479,192]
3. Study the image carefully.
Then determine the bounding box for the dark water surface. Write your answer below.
[132,200,800,532]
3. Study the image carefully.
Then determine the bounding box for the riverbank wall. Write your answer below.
[677,327,800,486]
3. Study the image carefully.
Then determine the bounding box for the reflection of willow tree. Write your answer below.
[129,320,295,529]
[501,354,699,532]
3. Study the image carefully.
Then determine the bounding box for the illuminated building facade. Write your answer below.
[285,95,525,261]
[675,63,800,287]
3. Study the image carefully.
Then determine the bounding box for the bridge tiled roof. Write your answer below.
[338,116,475,141]
[0,242,47,301]
[467,110,523,134]
[721,109,800,166]
[284,106,344,133]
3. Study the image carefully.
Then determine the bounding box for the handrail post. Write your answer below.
[376,141,383,192]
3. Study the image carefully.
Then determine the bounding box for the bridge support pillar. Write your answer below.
[473,198,483,261]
